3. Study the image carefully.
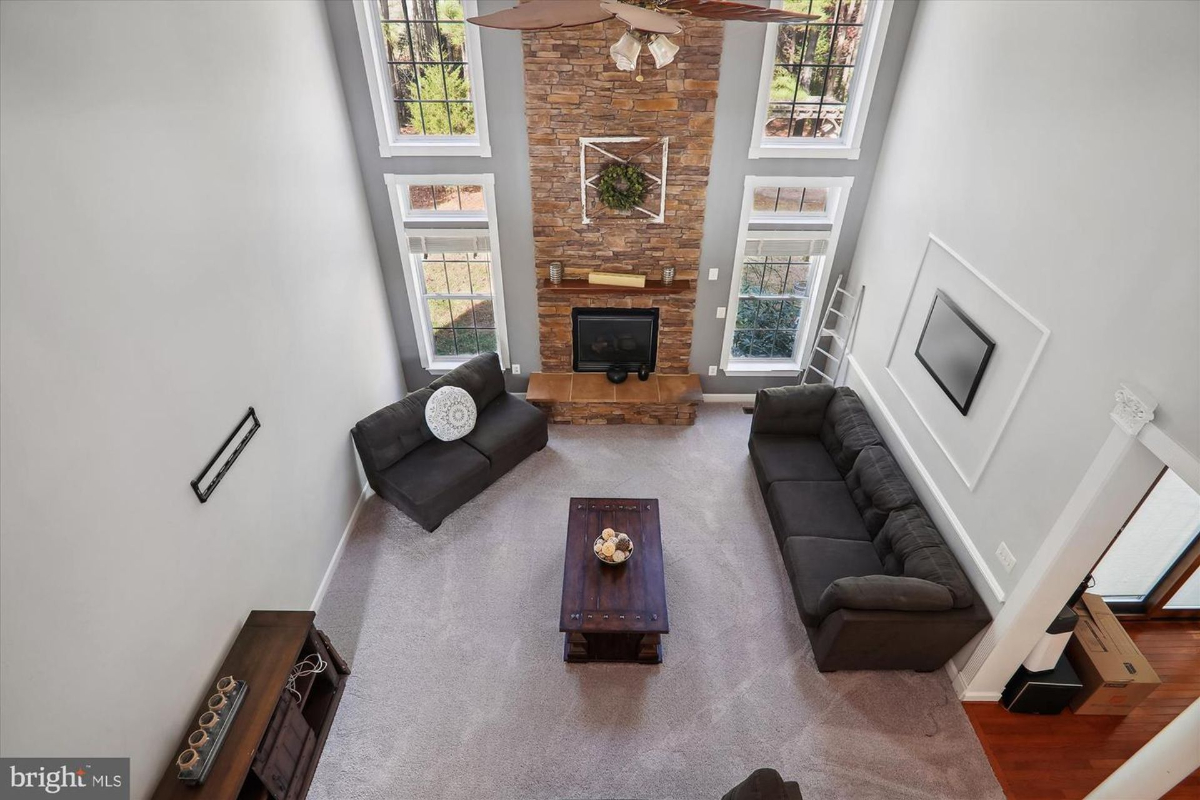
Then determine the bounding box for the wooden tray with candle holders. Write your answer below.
[152,611,350,800]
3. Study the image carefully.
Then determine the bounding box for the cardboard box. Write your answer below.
[1066,593,1161,715]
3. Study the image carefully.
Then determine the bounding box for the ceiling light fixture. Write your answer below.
[647,34,679,69]
[609,30,643,71]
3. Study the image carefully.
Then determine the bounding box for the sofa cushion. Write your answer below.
[874,506,974,608]
[845,446,917,535]
[749,434,842,491]
[463,393,548,474]
[817,575,954,619]
[352,387,434,473]
[376,438,490,518]
[766,481,870,543]
[751,384,836,436]
[819,388,885,475]
[430,352,506,410]
[784,536,885,626]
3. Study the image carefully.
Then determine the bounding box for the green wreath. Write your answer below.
[596,162,648,211]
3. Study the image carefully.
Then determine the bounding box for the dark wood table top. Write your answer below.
[152,611,313,800]
[560,498,668,635]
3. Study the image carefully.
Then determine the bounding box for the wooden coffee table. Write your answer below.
[559,497,669,664]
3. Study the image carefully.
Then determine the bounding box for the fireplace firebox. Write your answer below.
[572,308,658,373]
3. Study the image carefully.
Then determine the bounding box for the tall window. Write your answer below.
[749,0,892,159]
[355,0,491,157]
[733,251,819,360]
[385,175,509,371]
[720,177,852,375]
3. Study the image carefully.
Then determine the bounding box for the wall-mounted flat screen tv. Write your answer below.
[914,291,995,416]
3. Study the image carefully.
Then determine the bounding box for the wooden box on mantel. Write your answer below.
[526,373,702,426]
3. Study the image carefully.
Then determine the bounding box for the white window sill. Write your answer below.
[380,139,491,159]
[425,355,507,375]
[722,361,802,377]
[749,142,861,161]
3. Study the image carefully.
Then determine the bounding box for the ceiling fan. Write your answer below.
[468,0,818,73]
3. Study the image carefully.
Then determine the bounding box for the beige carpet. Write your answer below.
[310,405,1003,800]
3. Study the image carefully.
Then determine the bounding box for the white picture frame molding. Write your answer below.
[884,234,1051,490]
[579,136,668,224]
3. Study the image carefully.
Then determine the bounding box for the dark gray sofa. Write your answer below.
[352,353,548,531]
[750,384,990,672]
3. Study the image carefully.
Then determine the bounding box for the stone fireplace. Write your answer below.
[521,17,722,424]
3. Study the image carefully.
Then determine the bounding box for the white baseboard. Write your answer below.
[945,659,1002,701]
[311,484,372,613]
[847,355,1006,604]
[703,393,756,403]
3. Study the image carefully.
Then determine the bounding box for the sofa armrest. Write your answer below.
[809,602,992,672]
[750,384,837,436]
[818,575,954,619]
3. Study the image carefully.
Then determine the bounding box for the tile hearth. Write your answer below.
[526,372,702,426]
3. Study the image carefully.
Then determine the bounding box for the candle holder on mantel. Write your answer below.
[661,266,676,286]
[549,262,563,285]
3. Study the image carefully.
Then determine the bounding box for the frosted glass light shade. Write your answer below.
[609,32,642,71]
[648,35,679,68]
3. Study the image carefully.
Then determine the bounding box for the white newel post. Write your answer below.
[959,384,1162,697]
[1084,697,1200,800]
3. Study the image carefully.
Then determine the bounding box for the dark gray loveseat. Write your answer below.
[352,353,548,531]
[750,384,990,671]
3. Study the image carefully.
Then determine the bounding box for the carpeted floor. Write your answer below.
[310,405,1003,800]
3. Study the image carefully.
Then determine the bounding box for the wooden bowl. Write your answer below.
[593,533,634,565]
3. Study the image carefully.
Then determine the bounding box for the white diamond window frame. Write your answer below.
[579,137,669,225]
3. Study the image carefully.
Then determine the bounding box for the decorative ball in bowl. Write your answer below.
[594,527,634,565]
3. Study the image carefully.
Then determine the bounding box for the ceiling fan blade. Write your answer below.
[658,0,820,23]
[467,0,613,31]
[600,1,684,34]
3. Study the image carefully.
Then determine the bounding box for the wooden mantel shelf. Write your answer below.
[539,279,693,295]
[527,372,702,405]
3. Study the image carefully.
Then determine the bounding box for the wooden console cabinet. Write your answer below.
[152,611,349,800]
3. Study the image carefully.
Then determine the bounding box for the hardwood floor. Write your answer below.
[965,621,1200,799]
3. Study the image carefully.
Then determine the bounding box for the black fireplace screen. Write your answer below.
[572,308,659,372]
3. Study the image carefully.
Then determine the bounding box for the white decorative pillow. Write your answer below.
[425,386,477,441]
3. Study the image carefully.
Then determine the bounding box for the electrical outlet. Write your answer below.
[995,542,1017,573]
[708,365,718,376]
[708,268,719,281]
[716,306,726,319]
[511,364,521,375]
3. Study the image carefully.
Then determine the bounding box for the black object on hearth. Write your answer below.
[572,307,658,373]
[606,366,629,384]
[637,364,650,381]
[191,407,260,504]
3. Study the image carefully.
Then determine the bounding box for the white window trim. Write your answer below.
[384,173,510,373]
[748,0,893,160]
[747,180,846,226]
[720,175,853,376]
[397,174,490,223]
[354,0,492,158]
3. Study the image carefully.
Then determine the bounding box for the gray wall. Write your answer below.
[325,0,916,394]
[0,1,402,794]
[844,0,1199,601]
